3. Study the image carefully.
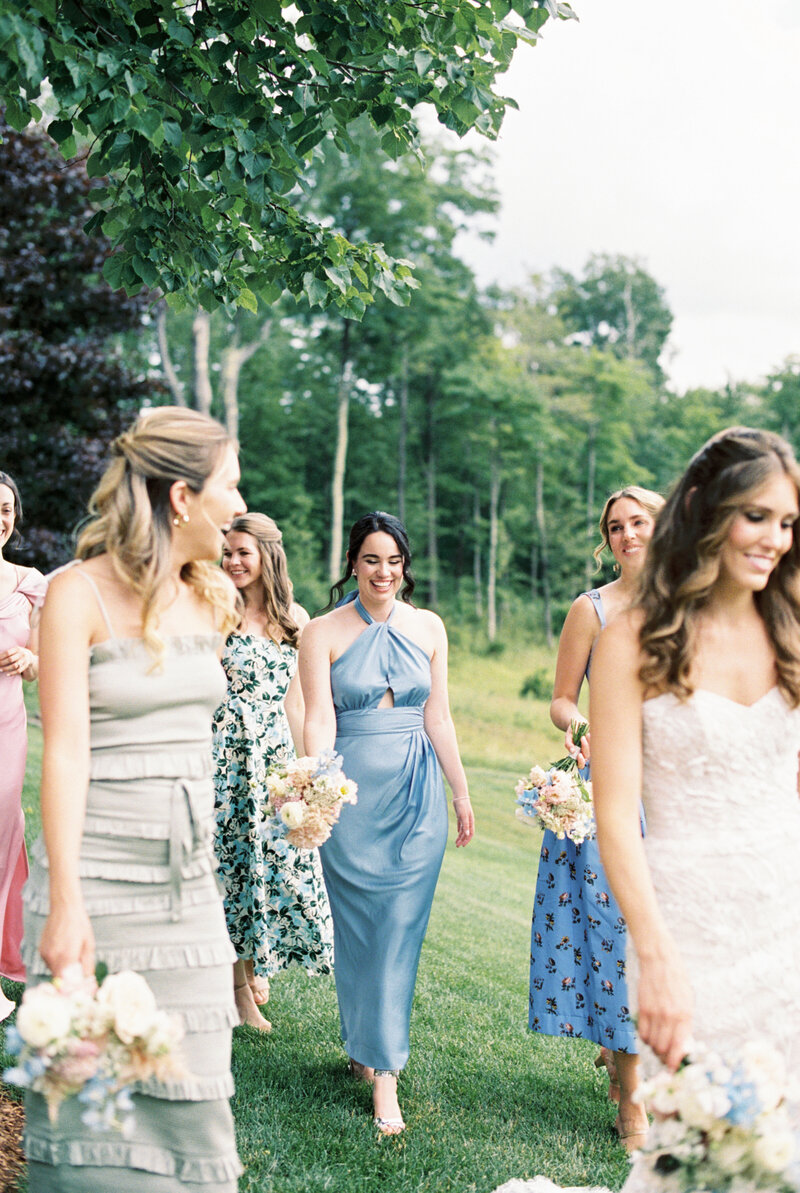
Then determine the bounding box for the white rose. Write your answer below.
[280,802,306,829]
[711,1129,752,1172]
[97,971,158,1045]
[17,985,74,1048]
[753,1107,795,1174]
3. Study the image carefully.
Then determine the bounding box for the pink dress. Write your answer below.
[0,566,46,981]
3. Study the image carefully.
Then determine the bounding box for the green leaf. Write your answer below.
[167,19,194,48]
[103,253,127,290]
[414,49,433,75]
[236,287,258,313]
[302,271,328,307]
[4,98,29,132]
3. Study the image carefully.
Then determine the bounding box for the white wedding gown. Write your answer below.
[495,687,800,1193]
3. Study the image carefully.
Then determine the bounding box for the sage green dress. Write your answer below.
[21,572,242,1191]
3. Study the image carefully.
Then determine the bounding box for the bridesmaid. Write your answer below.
[0,471,46,1021]
[529,485,663,1151]
[22,408,245,1191]
[300,511,474,1135]
[213,513,334,1032]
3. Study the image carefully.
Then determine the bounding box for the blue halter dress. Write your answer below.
[320,593,448,1071]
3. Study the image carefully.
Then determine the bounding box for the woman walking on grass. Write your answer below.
[22,407,245,1191]
[529,485,663,1152]
[213,513,334,1032]
[0,471,45,1023]
[300,511,474,1136]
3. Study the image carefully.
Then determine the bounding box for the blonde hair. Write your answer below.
[592,485,665,571]
[226,513,300,649]
[76,406,238,661]
[638,427,800,704]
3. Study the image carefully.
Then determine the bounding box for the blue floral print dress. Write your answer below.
[528,589,637,1052]
[213,633,334,978]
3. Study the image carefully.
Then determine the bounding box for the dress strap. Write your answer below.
[74,569,118,641]
[583,588,607,630]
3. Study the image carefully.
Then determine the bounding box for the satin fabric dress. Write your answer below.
[0,565,46,982]
[319,593,448,1071]
[529,589,637,1051]
[22,571,241,1192]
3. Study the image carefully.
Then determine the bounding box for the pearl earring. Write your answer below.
[172,513,190,527]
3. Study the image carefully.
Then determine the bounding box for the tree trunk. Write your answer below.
[535,455,553,649]
[425,386,438,607]
[329,321,353,584]
[219,318,271,442]
[192,309,213,415]
[156,303,186,405]
[473,489,483,619]
[622,277,639,358]
[585,424,596,589]
[397,344,409,524]
[487,447,500,642]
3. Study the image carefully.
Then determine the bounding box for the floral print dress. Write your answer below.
[212,633,334,978]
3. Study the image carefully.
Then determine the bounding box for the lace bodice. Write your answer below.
[635,686,800,1063]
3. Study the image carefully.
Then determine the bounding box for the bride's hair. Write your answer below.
[592,485,665,571]
[225,513,301,648]
[638,426,800,704]
[76,406,239,662]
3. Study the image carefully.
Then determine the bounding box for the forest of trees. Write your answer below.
[2,4,798,645]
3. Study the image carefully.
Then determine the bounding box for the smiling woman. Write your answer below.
[19,407,247,1192]
[300,511,474,1136]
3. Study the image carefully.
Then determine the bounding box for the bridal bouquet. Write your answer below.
[4,965,184,1133]
[264,749,358,850]
[514,720,594,843]
[638,1041,799,1193]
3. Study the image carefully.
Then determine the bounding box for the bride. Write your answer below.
[498,427,800,1193]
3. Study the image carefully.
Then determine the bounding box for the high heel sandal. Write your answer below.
[248,975,270,1006]
[234,982,272,1032]
[372,1069,405,1136]
[594,1048,621,1104]
[614,1112,648,1154]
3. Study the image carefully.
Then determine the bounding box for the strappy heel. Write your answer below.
[373,1069,405,1136]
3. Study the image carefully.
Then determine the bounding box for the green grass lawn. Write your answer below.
[2,642,628,1193]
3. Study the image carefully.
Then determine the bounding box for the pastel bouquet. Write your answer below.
[638,1041,800,1193]
[264,749,358,850]
[514,720,594,843]
[3,964,184,1134]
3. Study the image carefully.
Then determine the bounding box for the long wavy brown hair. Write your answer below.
[225,513,300,648]
[76,407,239,662]
[638,427,800,704]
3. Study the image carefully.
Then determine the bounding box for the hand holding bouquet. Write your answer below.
[638,1040,798,1193]
[264,749,357,850]
[4,965,184,1133]
[515,720,594,843]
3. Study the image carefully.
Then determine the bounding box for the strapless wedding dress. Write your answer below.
[495,686,800,1193]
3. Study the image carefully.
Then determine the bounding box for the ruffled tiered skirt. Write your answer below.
[21,747,242,1191]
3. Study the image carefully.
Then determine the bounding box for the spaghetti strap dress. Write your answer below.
[319,593,448,1072]
[528,589,637,1052]
[21,571,242,1192]
[0,565,46,982]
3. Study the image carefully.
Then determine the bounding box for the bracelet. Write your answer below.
[452,797,470,804]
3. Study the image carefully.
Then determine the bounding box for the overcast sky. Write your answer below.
[455,0,800,393]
